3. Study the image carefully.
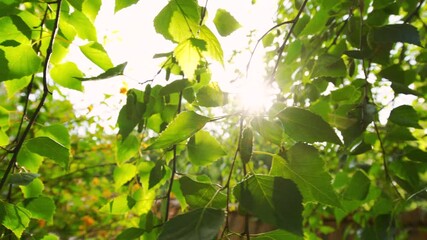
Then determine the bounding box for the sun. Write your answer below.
[235,78,275,114]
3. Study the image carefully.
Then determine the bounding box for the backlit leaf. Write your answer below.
[77,62,127,81]
[213,9,241,36]
[23,196,55,223]
[0,201,31,238]
[154,0,200,42]
[79,42,114,70]
[158,208,224,240]
[389,105,421,128]
[146,111,211,150]
[199,26,224,64]
[179,176,226,208]
[116,134,140,165]
[234,175,303,235]
[196,82,226,107]
[174,38,206,78]
[187,130,226,166]
[68,10,97,41]
[4,76,31,98]
[100,194,136,215]
[251,117,283,145]
[0,45,41,82]
[114,163,137,189]
[26,136,70,168]
[270,143,342,208]
[278,107,342,144]
[20,178,44,198]
[299,8,328,36]
[50,62,84,91]
[311,54,347,78]
[115,0,139,13]
[17,145,44,172]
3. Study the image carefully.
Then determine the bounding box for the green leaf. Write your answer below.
[148,161,166,189]
[153,0,200,42]
[311,54,347,78]
[0,15,31,44]
[174,38,206,78]
[234,175,303,235]
[115,0,139,13]
[160,79,190,96]
[17,145,44,172]
[199,26,224,64]
[0,127,8,146]
[36,124,71,149]
[252,230,303,240]
[79,42,114,70]
[389,105,421,128]
[116,134,140,165]
[147,111,211,150]
[40,233,60,240]
[0,202,31,238]
[251,117,283,145]
[20,178,44,198]
[0,45,41,82]
[23,196,55,223]
[158,208,224,240]
[343,170,370,201]
[117,89,146,139]
[7,173,39,186]
[50,62,84,91]
[179,176,226,209]
[26,136,70,168]
[299,8,328,36]
[4,76,31,98]
[100,194,136,215]
[82,0,102,22]
[77,62,127,81]
[240,128,253,164]
[330,85,362,103]
[187,130,226,166]
[196,82,226,107]
[270,143,342,208]
[114,163,137,189]
[213,9,241,36]
[284,40,302,63]
[278,107,342,144]
[116,228,145,240]
[67,10,97,41]
[370,24,421,46]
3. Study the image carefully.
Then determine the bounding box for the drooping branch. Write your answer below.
[0,0,63,192]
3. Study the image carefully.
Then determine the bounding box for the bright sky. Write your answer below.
[63,0,278,132]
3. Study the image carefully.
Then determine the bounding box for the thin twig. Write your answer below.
[404,0,426,23]
[269,0,308,83]
[0,0,62,192]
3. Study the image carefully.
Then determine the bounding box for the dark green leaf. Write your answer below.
[300,8,328,36]
[0,202,31,238]
[23,196,55,223]
[79,42,114,70]
[252,230,303,240]
[26,137,69,168]
[158,208,224,240]
[7,173,39,186]
[77,62,127,81]
[239,128,253,164]
[115,0,139,13]
[404,146,427,162]
[117,89,146,139]
[179,176,226,209]
[187,130,226,166]
[278,107,342,144]
[234,175,303,235]
[213,9,241,36]
[343,170,370,200]
[149,161,166,189]
[270,143,342,208]
[311,54,347,78]
[0,15,31,44]
[117,228,145,240]
[370,24,421,46]
[389,105,421,128]
[146,111,211,150]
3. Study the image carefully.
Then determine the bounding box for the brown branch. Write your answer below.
[0,0,62,192]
